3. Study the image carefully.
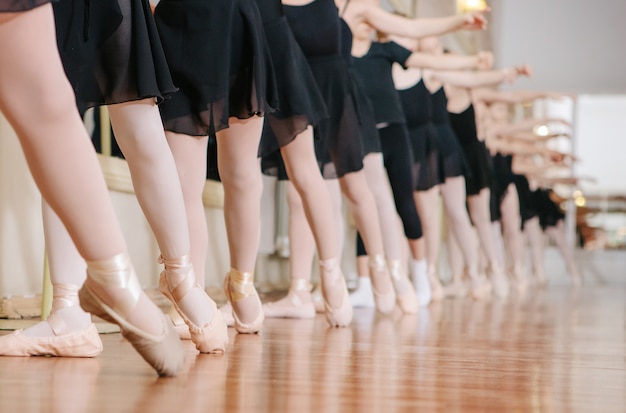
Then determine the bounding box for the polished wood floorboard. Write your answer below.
[1,285,625,413]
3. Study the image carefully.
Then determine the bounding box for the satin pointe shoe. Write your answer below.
[469,274,493,301]
[388,260,418,314]
[0,324,102,357]
[319,257,353,327]
[79,253,185,376]
[223,268,264,334]
[489,264,510,299]
[263,279,316,319]
[369,255,396,314]
[167,306,192,340]
[159,255,228,353]
[0,283,102,357]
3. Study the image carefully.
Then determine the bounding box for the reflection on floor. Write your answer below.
[1,283,626,413]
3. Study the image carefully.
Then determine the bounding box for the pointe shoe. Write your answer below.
[263,279,316,319]
[219,303,235,327]
[512,265,529,294]
[79,253,185,376]
[427,270,444,302]
[388,260,418,314]
[167,306,192,340]
[443,278,468,299]
[469,275,493,300]
[159,255,228,353]
[0,323,102,357]
[223,268,264,334]
[319,257,353,327]
[369,255,396,314]
[489,264,510,299]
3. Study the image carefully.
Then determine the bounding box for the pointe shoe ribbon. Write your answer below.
[224,269,264,334]
[158,255,228,353]
[79,253,185,376]
[388,260,418,314]
[368,255,396,314]
[319,257,353,327]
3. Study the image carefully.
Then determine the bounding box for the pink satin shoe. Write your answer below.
[319,257,352,327]
[0,323,102,357]
[159,255,228,353]
[388,260,418,314]
[79,253,185,376]
[369,255,396,314]
[223,269,264,334]
[263,279,316,319]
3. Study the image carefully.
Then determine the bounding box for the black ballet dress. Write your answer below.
[0,0,51,11]
[258,0,329,179]
[449,104,493,196]
[153,0,278,137]
[489,152,516,222]
[534,188,565,229]
[351,40,422,241]
[283,0,365,179]
[53,0,177,112]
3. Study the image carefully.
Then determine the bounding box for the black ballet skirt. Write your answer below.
[283,0,364,178]
[341,19,380,156]
[514,174,538,229]
[400,81,468,191]
[154,0,278,137]
[53,0,177,112]
[0,0,51,12]
[431,87,470,181]
[535,188,565,229]
[258,0,329,179]
[449,104,493,196]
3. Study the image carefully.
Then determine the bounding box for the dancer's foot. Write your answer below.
[469,274,492,300]
[79,253,185,376]
[512,265,529,294]
[0,284,102,357]
[489,265,510,299]
[388,260,418,314]
[368,255,396,314]
[319,257,352,327]
[443,277,468,299]
[159,255,228,353]
[224,268,264,334]
[349,276,375,308]
[427,268,444,302]
[168,306,191,340]
[311,283,326,313]
[218,302,235,327]
[412,261,432,307]
[263,279,316,319]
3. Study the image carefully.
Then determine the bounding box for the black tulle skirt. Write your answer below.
[461,140,493,196]
[0,0,51,12]
[535,189,565,229]
[154,0,278,136]
[514,174,538,229]
[53,0,176,111]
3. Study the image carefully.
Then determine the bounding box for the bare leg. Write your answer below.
[468,188,509,297]
[545,220,582,285]
[339,170,395,314]
[500,183,528,292]
[217,117,265,333]
[110,101,226,352]
[439,176,491,299]
[524,217,546,286]
[0,6,183,375]
[414,186,444,301]
[443,222,468,298]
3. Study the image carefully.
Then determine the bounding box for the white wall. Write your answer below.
[490,0,626,94]
[574,95,626,195]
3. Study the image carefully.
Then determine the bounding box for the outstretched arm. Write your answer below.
[431,64,531,88]
[405,50,492,70]
[350,2,488,39]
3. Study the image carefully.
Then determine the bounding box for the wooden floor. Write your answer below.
[1,284,625,413]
